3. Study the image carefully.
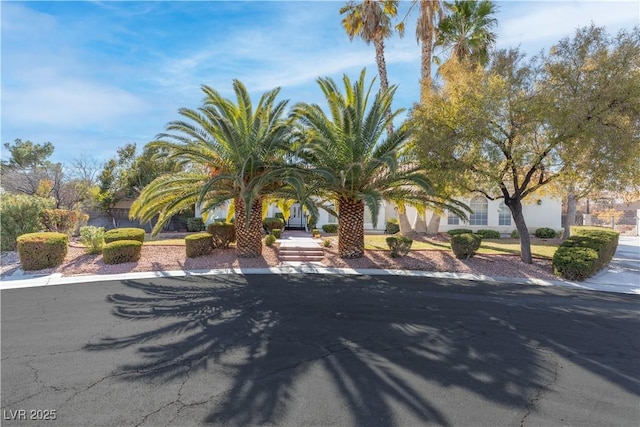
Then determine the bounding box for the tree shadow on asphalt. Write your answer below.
[84,274,640,425]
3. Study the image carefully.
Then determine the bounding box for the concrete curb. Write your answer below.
[2,266,638,294]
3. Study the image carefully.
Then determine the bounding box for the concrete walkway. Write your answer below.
[2,234,639,295]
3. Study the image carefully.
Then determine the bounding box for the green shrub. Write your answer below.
[271,229,282,239]
[80,226,105,254]
[322,224,338,233]
[535,227,557,239]
[386,236,413,258]
[511,229,520,239]
[17,232,68,270]
[323,238,333,248]
[263,217,284,231]
[264,234,276,246]
[475,229,501,239]
[186,218,205,232]
[0,193,56,251]
[206,222,236,249]
[104,228,145,244]
[102,240,142,264]
[552,227,619,280]
[185,233,213,258]
[312,229,321,238]
[40,209,81,235]
[450,233,482,259]
[386,218,400,234]
[447,228,473,236]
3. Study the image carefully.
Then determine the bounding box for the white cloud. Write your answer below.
[499,1,639,48]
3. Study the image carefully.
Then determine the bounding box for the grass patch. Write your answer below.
[364,235,559,259]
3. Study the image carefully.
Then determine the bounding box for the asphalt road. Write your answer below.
[2,274,639,426]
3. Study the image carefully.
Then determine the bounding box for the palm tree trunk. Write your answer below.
[419,1,435,103]
[426,214,441,235]
[338,197,365,258]
[414,211,427,233]
[235,196,263,258]
[374,39,394,136]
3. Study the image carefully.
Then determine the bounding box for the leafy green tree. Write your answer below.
[435,0,498,66]
[543,25,640,238]
[0,193,56,251]
[340,0,402,135]
[413,36,639,263]
[293,70,465,258]
[1,139,58,196]
[130,81,301,258]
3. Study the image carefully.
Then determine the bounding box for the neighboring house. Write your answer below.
[198,195,562,234]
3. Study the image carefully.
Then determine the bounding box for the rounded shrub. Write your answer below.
[552,246,599,281]
[271,229,282,239]
[17,232,68,271]
[263,217,284,231]
[447,228,473,236]
[323,238,333,248]
[535,227,557,239]
[185,233,213,258]
[104,228,145,244]
[450,233,482,259]
[475,229,501,239]
[322,224,338,234]
[510,229,520,239]
[386,235,413,258]
[186,218,205,232]
[386,219,400,234]
[206,222,236,249]
[312,229,321,238]
[102,240,142,264]
[264,234,276,246]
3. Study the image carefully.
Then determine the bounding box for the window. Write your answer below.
[447,211,460,225]
[499,202,511,226]
[469,196,488,225]
[327,204,337,223]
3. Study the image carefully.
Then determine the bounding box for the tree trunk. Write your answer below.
[235,196,263,258]
[397,208,413,235]
[413,211,427,233]
[419,1,435,103]
[563,191,578,240]
[374,39,394,136]
[426,213,441,235]
[508,198,533,264]
[338,197,365,258]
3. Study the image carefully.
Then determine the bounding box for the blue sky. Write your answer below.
[1,0,638,165]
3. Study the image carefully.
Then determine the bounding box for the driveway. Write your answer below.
[585,235,640,292]
[2,275,639,426]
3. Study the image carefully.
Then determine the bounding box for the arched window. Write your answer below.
[469,196,488,225]
[499,202,511,226]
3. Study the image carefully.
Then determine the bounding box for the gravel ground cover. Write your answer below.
[1,237,556,281]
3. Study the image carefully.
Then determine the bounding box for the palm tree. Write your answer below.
[414,0,444,102]
[293,70,465,258]
[130,81,301,258]
[435,0,498,66]
[340,0,402,135]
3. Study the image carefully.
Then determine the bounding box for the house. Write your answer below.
[198,195,562,235]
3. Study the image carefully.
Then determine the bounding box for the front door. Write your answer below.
[288,203,306,229]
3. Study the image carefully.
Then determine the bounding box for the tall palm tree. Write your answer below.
[130,81,301,258]
[293,70,466,258]
[340,0,401,135]
[435,0,498,66]
[415,0,444,102]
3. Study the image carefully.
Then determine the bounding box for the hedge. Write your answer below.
[186,218,206,232]
[450,233,482,259]
[386,236,413,258]
[17,232,68,271]
[104,228,145,244]
[103,240,142,264]
[322,224,338,233]
[386,219,400,234]
[40,209,82,235]
[264,234,276,246]
[447,228,473,236]
[535,227,557,239]
[185,233,213,258]
[263,217,284,231]
[475,229,501,239]
[206,222,236,249]
[552,227,619,281]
